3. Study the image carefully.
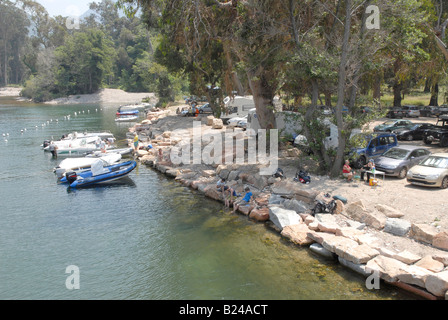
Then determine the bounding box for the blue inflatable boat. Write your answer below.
[60,160,137,188]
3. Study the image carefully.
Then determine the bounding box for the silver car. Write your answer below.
[407,153,448,188]
[374,145,431,179]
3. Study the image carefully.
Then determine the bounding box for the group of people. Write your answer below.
[342,159,376,183]
[216,178,254,213]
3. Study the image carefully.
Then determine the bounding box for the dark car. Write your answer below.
[373,119,413,132]
[374,145,431,179]
[419,106,439,117]
[386,107,406,119]
[392,123,435,141]
[423,114,448,147]
[348,132,398,169]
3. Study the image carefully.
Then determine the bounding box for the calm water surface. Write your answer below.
[0,97,411,300]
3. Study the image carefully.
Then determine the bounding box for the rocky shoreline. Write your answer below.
[127,107,448,300]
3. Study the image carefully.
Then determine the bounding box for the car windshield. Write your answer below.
[383,148,409,160]
[420,156,448,169]
[382,120,396,125]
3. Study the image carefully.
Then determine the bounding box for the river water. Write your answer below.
[0,96,412,300]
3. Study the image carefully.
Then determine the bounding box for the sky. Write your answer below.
[35,0,96,17]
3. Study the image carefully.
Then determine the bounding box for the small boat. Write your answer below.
[85,147,133,158]
[116,105,139,115]
[54,153,122,178]
[60,160,137,188]
[115,114,139,122]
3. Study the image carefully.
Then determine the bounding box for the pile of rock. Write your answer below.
[129,112,448,300]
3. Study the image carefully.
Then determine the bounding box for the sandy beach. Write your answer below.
[0,87,22,97]
[44,88,157,105]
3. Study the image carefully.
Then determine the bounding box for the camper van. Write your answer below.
[221,96,256,123]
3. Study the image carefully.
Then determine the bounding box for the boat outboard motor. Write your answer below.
[66,171,78,184]
[43,140,51,148]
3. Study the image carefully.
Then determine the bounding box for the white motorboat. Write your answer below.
[85,147,134,158]
[54,153,122,178]
[115,114,139,122]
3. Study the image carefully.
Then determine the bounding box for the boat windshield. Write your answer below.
[383,148,409,160]
[419,156,448,169]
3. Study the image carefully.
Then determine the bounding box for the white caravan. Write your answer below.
[221,96,256,123]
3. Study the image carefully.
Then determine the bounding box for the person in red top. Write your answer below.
[342,160,354,182]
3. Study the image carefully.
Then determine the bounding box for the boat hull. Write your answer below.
[61,161,137,188]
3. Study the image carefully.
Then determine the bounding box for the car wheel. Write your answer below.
[199,110,203,114]
[441,176,448,189]
[355,156,366,169]
[406,134,413,141]
[398,167,407,179]
[440,136,448,148]
[423,137,432,145]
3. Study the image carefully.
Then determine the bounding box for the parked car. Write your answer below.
[437,105,448,116]
[392,123,435,141]
[419,106,439,117]
[348,132,398,169]
[401,105,420,118]
[227,115,248,127]
[374,145,431,179]
[406,153,448,188]
[386,107,406,119]
[198,103,213,114]
[373,119,413,132]
[423,114,448,147]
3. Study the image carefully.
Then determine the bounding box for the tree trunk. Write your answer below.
[246,67,277,130]
[373,72,382,101]
[223,43,244,95]
[393,81,402,107]
[330,0,352,177]
[429,83,439,106]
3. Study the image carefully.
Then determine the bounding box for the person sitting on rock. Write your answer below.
[233,186,253,213]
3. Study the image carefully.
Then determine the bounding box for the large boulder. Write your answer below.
[212,118,223,129]
[269,206,302,231]
[414,255,445,273]
[409,223,439,245]
[365,255,409,283]
[374,204,405,218]
[397,265,434,289]
[344,200,386,230]
[282,199,308,214]
[270,181,318,204]
[249,207,270,222]
[425,270,448,297]
[281,223,314,246]
[383,218,411,236]
[433,231,448,251]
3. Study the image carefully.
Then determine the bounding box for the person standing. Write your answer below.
[133,133,139,152]
[49,141,58,159]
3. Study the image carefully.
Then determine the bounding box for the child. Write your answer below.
[233,186,253,213]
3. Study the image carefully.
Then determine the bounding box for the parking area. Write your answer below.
[367,116,448,154]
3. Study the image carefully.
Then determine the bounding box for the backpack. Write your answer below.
[294,170,311,184]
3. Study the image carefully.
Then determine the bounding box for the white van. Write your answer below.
[221,96,255,123]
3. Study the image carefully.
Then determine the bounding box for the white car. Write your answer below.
[227,115,247,127]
